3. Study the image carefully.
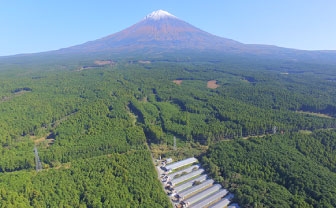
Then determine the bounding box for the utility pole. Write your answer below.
[173,136,176,151]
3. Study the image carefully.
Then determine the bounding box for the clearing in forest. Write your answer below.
[31,133,55,147]
[296,111,333,119]
[94,60,114,65]
[138,60,151,64]
[207,80,219,89]
[173,80,183,85]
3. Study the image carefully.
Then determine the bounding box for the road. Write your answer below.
[34,146,42,172]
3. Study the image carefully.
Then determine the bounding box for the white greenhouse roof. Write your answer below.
[190,189,228,208]
[168,164,200,180]
[170,169,204,186]
[209,193,235,208]
[183,184,222,205]
[174,174,207,193]
[164,157,197,171]
[209,198,230,208]
[178,179,214,199]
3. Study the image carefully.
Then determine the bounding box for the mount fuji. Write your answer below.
[58,10,245,54]
[4,10,336,64]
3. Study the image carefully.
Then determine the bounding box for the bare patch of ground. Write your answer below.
[296,111,333,119]
[31,133,55,147]
[207,80,219,89]
[138,60,151,64]
[77,60,115,71]
[33,137,45,144]
[0,96,11,102]
[150,142,208,161]
[139,96,148,103]
[54,162,71,170]
[173,80,183,85]
[1,91,30,103]
[299,130,313,135]
[94,60,113,65]
[242,134,267,140]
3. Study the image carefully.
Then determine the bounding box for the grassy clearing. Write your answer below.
[296,111,333,119]
[207,80,219,89]
[173,80,183,85]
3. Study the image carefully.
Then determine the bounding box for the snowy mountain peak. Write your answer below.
[145,10,177,20]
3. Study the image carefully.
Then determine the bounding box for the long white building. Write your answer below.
[170,169,204,186]
[167,164,200,181]
[189,189,228,208]
[177,179,214,200]
[158,157,240,208]
[209,193,235,208]
[163,157,197,172]
[183,184,222,207]
[174,174,208,193]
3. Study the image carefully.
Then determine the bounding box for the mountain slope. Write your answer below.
[1,10,335,65]
[59,10,244,54]
[52,10,335,64]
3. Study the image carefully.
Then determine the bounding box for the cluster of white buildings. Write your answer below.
[159,157,240,208]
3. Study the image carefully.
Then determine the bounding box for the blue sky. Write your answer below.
[1,0,336,56]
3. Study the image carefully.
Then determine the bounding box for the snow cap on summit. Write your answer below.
[145,10,177,20]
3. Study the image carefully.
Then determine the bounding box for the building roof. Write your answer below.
[189,189,228,208]
[164,157,197,171]
[174,174,207,193]
[178,179,214,199]
[167,164,200,180]
[209,193,235,208]
[208,198,230,208]
[166,158,173,163]
[183,184,222,205]
[170,168,204,186]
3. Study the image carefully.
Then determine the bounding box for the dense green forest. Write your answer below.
[201,130,336,207]
[0,151,170,207]
[1,53,336,206]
